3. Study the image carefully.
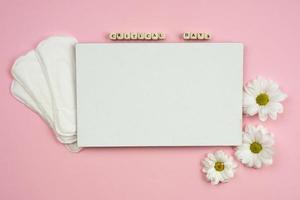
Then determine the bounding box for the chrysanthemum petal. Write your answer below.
[253,158,263,168]
[269,90,287,102]
[244,104,259,116]
[243,93,256,106]
[258,108,269,121]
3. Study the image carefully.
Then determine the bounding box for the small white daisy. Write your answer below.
[202,151,237,185]
[243,76,287,121]
[235,124,274,169]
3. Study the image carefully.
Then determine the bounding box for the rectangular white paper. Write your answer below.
[76,43,243,147]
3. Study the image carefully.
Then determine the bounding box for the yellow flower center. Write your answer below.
[214,161,225,172]
[256,93,269,106]
[250,142,263,153]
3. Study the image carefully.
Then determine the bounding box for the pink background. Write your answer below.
[1,0,300,199]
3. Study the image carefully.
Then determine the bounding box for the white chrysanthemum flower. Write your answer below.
[243,76,287,121]
[235,124,274,169]
[202,151,237,185]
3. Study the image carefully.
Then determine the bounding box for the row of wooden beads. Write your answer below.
[183,32,211,40]
[109,32,166,40]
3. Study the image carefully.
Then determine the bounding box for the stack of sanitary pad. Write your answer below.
[11,36,80,152]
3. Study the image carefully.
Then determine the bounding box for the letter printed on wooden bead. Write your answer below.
[190,33,197,39]
[116,33,124,40]
[145,33,152,40]
[197,33,205,40]
[204,33,211,40]
[109,33,117,40]
[137,33,145,40]
[158,32,166,40]
[124,33,131,40]
[183,32,190,40]
[151,33,159,40]
[130,33,138,40]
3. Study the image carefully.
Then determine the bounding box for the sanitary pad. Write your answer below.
[10,36,80,152]
[36,37,77,135]
[11,81,78,149]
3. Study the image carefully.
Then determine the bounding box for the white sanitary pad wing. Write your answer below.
[10,36,80,152]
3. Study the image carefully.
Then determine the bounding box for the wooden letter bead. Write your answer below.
[204,33,211,40]
[197,33,205,40]
[124,33,131,40]
[183,32,190,40]
[137,33,145,40]
[116,33,124,40]
[145,33,152,40]
[130,33,138,40]
[190,33,197,39]
[158,32,166,40]
[151,33,159,40]
[109,33,117,40]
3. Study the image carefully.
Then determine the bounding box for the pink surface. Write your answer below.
[0,0,299,199]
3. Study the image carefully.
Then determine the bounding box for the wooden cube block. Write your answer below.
[124,33,131,40]
[151,33,159,40]
[137,33,145,40]
[116,33,124,40]
[204,33,211,40]
[197,33,204,40]
[158,32,166,40]
[190,33,197,39]
[109,33,117,40]
[130,33,138,40]
[183,32,190,40]
[145,33,152,40]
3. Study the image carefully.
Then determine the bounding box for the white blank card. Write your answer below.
[76,43,243,147]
